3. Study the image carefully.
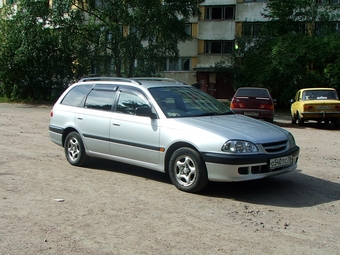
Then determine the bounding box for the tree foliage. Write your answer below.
[0,0,90,100]
[72,0,203,77]
[232,0,340,106]
[0,0,203,100]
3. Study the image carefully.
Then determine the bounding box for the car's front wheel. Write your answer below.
[64,132,88,166]
[169,148,208,193]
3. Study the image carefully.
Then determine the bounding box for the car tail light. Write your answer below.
[335,105,340,110]
[230,101,245,108]
[304,105,313,111]
[259,103,274,110]
[50,110,54,117]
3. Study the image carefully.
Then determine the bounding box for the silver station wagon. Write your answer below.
[49,77,300,193]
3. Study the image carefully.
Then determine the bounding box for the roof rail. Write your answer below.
[132,77,187,85]
[78,77,141,85]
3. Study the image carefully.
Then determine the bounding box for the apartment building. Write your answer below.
[164,0,268,99]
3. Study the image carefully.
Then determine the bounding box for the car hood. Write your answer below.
[172,114,288,144]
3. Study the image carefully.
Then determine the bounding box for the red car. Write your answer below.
[230,87,275,122]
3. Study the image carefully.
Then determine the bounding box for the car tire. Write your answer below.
[291,116,296,124]
[291,112,297,124]
[297,113,304,126]
[64,132,88,166]
[169,148,208,193]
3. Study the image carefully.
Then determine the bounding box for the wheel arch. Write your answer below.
[62,127,79,147]
[164,142,202,174]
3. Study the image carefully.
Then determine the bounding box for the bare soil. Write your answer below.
[0,103,339,255]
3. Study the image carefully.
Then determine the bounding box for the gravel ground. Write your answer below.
[0,103,339,255]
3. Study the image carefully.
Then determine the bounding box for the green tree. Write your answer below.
[231,0,340,106]
[73,0,203,77]
[0,0,90,100]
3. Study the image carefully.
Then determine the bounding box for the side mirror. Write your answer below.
[135,106,157,119]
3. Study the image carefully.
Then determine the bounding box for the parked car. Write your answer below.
[290,88,340,128]
[230,87,275,122]
[49,77,299,193]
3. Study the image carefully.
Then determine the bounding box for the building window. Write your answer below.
[316,22,340,35]
[166,58,190,71]
[316,0,339,4]
[205,6,235,20]
[204,41,234,54]
[335,22,340,32]
[184,24,192,36]
[243,23,263,37]
[244,0,268,2]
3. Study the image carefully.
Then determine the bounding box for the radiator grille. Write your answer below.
[262,140,287,153]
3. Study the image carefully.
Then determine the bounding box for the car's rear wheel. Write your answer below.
[169,148,208,193]
[64,132,88,166]
[291,114,296,124]
[297,112,304,126]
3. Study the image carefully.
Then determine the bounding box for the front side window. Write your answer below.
[116,89,151,115]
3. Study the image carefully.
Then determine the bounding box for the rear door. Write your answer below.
[76,85,116,155]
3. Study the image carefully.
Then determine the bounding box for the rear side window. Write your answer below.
[85,90,115,111]
[61,85,92,107]
[235,88,270,98]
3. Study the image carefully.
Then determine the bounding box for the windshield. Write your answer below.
[302,90,339,100]
[149,86,233,118]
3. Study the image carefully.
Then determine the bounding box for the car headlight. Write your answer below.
[221,140,258,153]
[288,132,296,148]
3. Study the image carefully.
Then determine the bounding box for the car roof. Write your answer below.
[299,87,336,91]
[236,87,269,91]
[76,77,188,89]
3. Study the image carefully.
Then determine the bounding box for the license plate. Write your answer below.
[316,106,331,110]
[244,112,259,116]
[270,155,293,170]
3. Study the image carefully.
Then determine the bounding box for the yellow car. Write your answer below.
[291,88,340,128]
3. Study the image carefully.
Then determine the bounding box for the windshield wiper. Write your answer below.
[195,111,234,117]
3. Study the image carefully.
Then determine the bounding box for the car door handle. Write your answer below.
[112,123,120,126]
[77,117,83,120]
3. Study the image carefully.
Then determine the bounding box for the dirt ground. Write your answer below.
[0,103,339,255]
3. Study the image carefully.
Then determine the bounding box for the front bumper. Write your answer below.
[202,146,300,182]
